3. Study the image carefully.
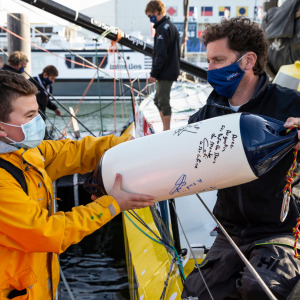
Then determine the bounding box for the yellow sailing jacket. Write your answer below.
[0,134,130,300]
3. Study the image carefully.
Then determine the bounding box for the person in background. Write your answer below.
[182,17,300,300]
[2,51,28,74]
[0,70,154,300]
[145,0,180,131]
[30,65,62,120]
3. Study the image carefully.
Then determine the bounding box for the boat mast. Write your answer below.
[181,0,190,59]
[20,0,207,80]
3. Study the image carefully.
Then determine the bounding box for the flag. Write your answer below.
[237,6,248,16]
[166,6,177,16]
[201,6,213,17]
[135,103,154,138]
[219,6,230,17]
[254,6,263,20]
[189,6,198,20]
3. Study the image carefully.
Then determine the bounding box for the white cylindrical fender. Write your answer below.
[99,113,257,201]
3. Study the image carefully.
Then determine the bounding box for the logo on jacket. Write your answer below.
[158,34,164,39]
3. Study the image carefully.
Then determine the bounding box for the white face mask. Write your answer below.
[0,114,46,149]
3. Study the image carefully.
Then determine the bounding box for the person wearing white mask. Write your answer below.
[0,70,154,300]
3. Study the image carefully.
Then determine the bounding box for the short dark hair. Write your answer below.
[7,51,29,67]
[42,65,58,77]
[0,71,37,122]
[202,17,269,75]
[145,0,166,15]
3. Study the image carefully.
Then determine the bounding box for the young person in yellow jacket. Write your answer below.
[0,70,155,300]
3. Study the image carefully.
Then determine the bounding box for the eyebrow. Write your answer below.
[24,110,38,116]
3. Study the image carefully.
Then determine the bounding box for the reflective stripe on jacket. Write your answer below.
[0,134,130,299]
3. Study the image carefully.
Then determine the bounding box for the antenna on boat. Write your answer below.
[20,0,207,80]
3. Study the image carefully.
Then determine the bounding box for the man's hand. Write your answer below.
[55,108,62,117]
[148,76,156,83]
[284,117,300,150]
[91,173,155,211]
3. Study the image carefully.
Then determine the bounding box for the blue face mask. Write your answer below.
[150,15,157,24]
[44,77,53,85]
[0,114,46,149]
[18,66,25,73]
[207,54,246,99]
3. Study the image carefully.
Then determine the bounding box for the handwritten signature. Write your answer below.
[169,174,187,195]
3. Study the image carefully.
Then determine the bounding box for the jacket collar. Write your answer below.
[154,16,168,29]
[207,72,269,112]
[0,140,19,154]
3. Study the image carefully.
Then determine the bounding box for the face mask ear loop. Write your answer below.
[0,121,20,145]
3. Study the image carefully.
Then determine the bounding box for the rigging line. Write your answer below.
[195,193,277,300]
[9,0,93,41]
[169,200,214,300]
[25,71,96,136]
[0,21,134,81]
[116,46,136,114]
[0,25,96,70]
[127,210,174,253]
[0,46,93,136]
[61,52,109,135]
[124,210,186,280]
[38,109,67,139]
[160,255,176,300]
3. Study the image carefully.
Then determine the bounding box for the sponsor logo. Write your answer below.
[227,72,240,81]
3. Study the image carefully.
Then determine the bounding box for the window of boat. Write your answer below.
[64,55,108,69]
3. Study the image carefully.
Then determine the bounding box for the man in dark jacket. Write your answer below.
[145,0,180,131]
[30,65,62,121]
[182,17,300,300]
[2,51,28,74]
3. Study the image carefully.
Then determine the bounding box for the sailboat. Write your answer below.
[14,0,300,299]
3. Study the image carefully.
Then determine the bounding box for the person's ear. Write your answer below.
[0,123,8,138]
[245,52,257,70]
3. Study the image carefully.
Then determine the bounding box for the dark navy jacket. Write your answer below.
[151,16,180,81]
[189,73,300,242]
[30,74,57,120]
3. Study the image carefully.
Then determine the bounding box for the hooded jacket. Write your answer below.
[151,16,180,81]
[189,73,300,242]
[0,134,129,299]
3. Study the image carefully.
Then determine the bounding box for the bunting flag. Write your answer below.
[166,6,177,16]
[201,6,213,17]
[254,6,263,20]
[237,6,248,16]
[189,6,198,20]
[219,6,230,17]
[135,103,154,138]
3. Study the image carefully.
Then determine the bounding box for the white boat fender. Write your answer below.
[84,113,298,202]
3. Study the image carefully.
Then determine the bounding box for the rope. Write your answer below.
[293,218,300,260]
[281,126,299,222]
[123,210,186,281]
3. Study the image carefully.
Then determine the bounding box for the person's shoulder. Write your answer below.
[269,83,300,98]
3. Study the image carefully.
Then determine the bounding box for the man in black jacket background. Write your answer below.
[30,65,62,139]
[145,0,180,131]
[2,51,28,74]
[182,17,300,300]
[30,65,62,121]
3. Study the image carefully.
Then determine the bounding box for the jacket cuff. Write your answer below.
[95,195,121,217]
